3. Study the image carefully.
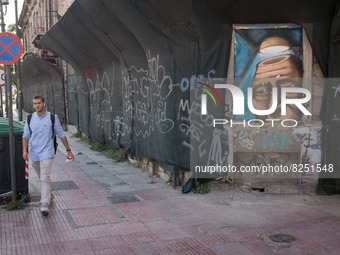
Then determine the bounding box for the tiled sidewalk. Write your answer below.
[1,135,340,254]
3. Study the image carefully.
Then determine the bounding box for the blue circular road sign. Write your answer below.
[0,32,23,65]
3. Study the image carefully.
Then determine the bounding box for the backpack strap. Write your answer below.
[27,114,32,134]
[50,113,55,138]
[50,114,58,154]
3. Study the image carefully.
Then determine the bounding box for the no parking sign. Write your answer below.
[0,32,22,65]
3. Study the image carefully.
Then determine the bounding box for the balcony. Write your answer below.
[32,34,43,49]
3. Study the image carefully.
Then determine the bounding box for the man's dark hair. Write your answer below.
[32,95,45,102]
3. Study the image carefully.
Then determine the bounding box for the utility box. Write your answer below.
[0,118,27,197]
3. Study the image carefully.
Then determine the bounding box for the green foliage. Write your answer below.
[23,107,35,114]
[90,141,106,151]
[7,24,23,39]
[165,176,180,186]
[176,177,181,186]
[3,201,26,211]
[106,148,127,162]
[194,182,211,194]
[81,135,89,142]
[72,130,83,139]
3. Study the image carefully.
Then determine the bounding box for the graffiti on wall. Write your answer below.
[75,50,228,170]
[332,84,340,98]
[120,51,175,138]
[76,63,116,144]
[234,152,301,179]
[293,127,322,165]
[234,127,299,152]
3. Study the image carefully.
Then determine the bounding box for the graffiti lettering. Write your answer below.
[332,84,340,98]
[259,131,295,150]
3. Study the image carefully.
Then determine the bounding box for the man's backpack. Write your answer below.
[27,113,58,154]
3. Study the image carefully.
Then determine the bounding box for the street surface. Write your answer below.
[0,109,339,254]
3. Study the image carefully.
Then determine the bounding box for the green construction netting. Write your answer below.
[317,0,340,195]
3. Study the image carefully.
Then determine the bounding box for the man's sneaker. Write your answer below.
[41,204,49,216]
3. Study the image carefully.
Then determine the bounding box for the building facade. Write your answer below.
[19,0,73,57]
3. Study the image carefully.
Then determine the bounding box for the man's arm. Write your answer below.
[22,116,31,161]
[61,136,74,160]
[53,114,74,160]
[22,138,29,161]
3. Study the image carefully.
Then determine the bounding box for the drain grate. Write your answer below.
[51,181,79,191]
[86,161,98,165]
[107,194,140,204]
[269,234,296,243]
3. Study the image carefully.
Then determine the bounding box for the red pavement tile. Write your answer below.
[108,221,149,235]
[242,237,282,255]
[93,246,136,255]
[96,206,122,223]
[87,189,112,201]
[67,207,107,226]
[212,242,268,255]
[131,242,177,255]
[121,231,159,245]
[16,244,59,255]
[88,236,127,250]
[165,238,206,252]
[2,142,340,255]
[45,230,80,243]
[75,225,111,239]
[52,239,95,255]
[54,190,96,209]
[193,233,234,246]
[293,225,337,242]
[176,247,218,255]
[287,238,337,255]
[150,228,190,241]
[0,248,14,255]
[67,206,120,227]
[114,201,163,222]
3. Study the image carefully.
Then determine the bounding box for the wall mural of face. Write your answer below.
[251,49,303,121]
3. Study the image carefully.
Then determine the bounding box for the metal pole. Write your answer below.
[0,1,8,119]
[6,65,16,202]
[0,86,3,117]
[4,70,7,116]
[15,0,22,121]
[1,1,17,202]
[0,2,5,118]
[0,2,4,33]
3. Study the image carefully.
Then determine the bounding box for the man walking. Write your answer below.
[22,95,74,216]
